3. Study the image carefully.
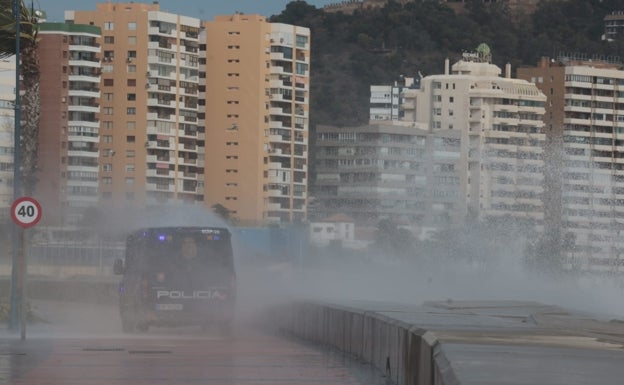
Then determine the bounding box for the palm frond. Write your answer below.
[0,0,40,59]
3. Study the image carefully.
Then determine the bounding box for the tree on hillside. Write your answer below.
[0,0,41,196]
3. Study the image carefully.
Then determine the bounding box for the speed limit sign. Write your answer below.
[11,197,42,228]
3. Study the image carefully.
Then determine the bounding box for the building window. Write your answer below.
[126,135,135,143]
[126,121,136,130]
[296,34,308,48]
[127,107,136,115]
[128,22,137,30]
[128,36,136,45]
[104,36,114,44]
[103,93,113,101]
[125,164,135,172]
[127,79,136,87]
[104,22,114,30]
[102,135,113,143]
[126,150,135,158]
[103,107,113,115]
[102,177,112,185]
[102,163,112,172]
[103,79,114,87]
[127,64,136,73]
[102,121,113,130]
[127,93,136,101]
[102,64,113,73]
[125,177,135,185]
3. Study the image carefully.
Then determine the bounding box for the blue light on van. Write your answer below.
[214,235,220,241]
[158,234,167,241]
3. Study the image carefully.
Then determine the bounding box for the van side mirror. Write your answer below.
[113,258,125,275]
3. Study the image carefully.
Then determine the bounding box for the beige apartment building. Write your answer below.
[0,57,15,221]
[67,2,203,209]
[518,56,624,271]
[402,50,547,230]
[37,23,102,226]
[202,14,310,224]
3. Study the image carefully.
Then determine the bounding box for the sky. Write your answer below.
[36,0,337,23]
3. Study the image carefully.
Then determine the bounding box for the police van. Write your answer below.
[113,226,236,333]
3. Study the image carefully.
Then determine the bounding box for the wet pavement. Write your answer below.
[0,300,390,385]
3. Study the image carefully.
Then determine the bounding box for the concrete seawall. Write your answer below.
[266,301,440,385]
[267,300,624,385]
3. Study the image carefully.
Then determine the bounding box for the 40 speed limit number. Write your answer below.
[11,197,42,228]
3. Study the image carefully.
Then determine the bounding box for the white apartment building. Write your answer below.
[402,49,547,229]
[369,76,417,122]
[519,56,624,271]
[0,57,15,220]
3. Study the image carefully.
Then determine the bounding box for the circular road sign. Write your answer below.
[11,197,42,228]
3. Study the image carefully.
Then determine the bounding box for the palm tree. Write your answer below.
[0,0,41,196]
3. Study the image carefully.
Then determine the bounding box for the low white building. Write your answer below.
[309,214,368,249]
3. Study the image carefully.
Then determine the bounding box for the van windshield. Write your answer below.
[130,228,233,271]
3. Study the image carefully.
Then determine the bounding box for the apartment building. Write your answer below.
[518,56,624,271]
[202,14,310,224]
[0,57,15,221]
[369,76,418,122]
[604,11,624,41]
[36,23,101,225]
[402,49,547,229]
[313,122,462,228]
[67,2,203,208]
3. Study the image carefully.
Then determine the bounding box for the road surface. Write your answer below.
[0,300,389,385]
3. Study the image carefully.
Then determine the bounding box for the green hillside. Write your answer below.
[271,0,624,127]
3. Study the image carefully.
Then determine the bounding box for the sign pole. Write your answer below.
[10,197,42,340]
[9,0,22,332]
[17,227,25,340]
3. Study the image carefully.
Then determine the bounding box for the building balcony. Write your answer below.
[149,26,177,37]
[68,59,100,69]
[146,169,174,178]
[68,104,99,114]
[68,89,100,99]
[68,74,99,83]
[146,183,175,192]
[68,134,99,144]
[67,151,98,161]
[68,44,100,53]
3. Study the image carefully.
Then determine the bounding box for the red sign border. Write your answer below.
[11,196,42,229]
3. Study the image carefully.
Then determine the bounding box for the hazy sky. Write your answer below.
[36,0,336,23]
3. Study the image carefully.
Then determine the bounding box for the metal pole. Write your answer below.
[9,0,22,332]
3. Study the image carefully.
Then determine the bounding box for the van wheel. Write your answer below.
[136,323,149,333]
[121,317,136,333]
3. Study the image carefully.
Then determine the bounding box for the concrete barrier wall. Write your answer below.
[268,301,448,385]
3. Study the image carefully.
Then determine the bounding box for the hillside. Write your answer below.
[271,0,624,127]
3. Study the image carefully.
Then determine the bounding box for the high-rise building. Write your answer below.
[604,11,624,41]
[314,48,546,233]
[68,2,203,208]
[518,56,624,271]
[369,76,418,122]
[202,14,310,224]
[36,23,101,226]
[313,121,459,228]
[0,57,15,220]
[402,48,547,229]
